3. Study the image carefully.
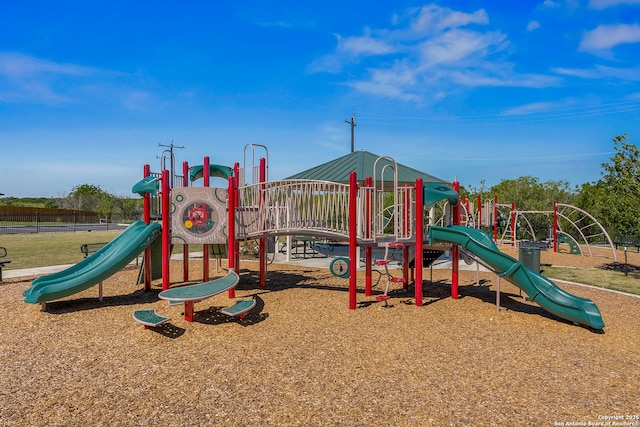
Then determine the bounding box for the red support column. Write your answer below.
[451,180,460,299]
[182,161,189,282]
[161,169,171,291]
[477,194,482,229]
[227,175,236,299]
[203,156,210,282]
[233,162,240,272]
[184,301,194,322]
[365,176,373,296]
[143,164,152,291]
[349,172,358,310]
[259,157,267,288]
[415,178,424,306]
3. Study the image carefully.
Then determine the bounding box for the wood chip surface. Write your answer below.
[0,248,638,426]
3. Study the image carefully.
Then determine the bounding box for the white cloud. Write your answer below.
[348,65,421,102]
[310,4,557,102]
[553,64,640,80]
[449,69,561,88]
[501,101,563,116]
[0,52,96,104]
[308,32,397,74]
[0,51,162,112]
[337,34,396,56]
[542,0,561,8]
[588,0,640,9]
[407,4,489,35]
[527,20,540,32]
[579,23,640,51]
[0,52,93,79]
[418,29,507,67]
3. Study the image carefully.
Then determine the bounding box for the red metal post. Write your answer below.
[349,172,358,310]
[227,175,236,298]
[203,156,210,282]
[184,301,194,322]
[415,178,424,306]
[182,161,189,282]
[161,169,171,291]
[143,164,152,291]
[259,157,267,288]
[365,176,372,296]
[477,194,482,229]
[451,180,460,299]
[233,162,240,272]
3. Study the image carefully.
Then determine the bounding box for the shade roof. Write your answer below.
[286,150,449,186]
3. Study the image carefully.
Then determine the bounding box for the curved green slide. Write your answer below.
[428,225,604,329]
[24,221,161,304]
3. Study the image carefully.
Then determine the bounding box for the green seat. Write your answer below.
[133,309,171,327]
[158,271,239,302]
[220,299,256,317]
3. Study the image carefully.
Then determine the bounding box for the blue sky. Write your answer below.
[1,0,639,198]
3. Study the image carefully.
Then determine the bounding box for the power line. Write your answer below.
[356,99,640,126]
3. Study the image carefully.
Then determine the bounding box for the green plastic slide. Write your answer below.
[428,225,604,329]
[24,221,161,304]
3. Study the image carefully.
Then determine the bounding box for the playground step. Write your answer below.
[133,309,171,328]
[220,299,256,318]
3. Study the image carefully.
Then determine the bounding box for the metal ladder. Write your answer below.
[375,242,406,306]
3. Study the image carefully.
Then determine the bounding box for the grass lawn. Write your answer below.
[0,230,204,270]
[1,231,123,270]
[542,265,640,296]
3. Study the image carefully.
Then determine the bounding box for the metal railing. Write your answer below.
[236,180,351,240]
[234,179,416,243]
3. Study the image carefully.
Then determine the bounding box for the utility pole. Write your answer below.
[344,113,356,153]
[158,141,186,188]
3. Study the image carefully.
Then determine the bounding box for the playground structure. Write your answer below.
[454,196,618,261]
[23,144,605,329]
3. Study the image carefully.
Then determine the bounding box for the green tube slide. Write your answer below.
[428,225,604,329]
[24,221,161,304]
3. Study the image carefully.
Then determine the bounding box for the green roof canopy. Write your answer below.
[286,150,449,187]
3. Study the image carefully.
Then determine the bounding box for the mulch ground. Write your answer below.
[0,248,638,426]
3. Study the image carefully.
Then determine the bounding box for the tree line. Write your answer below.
[461,133,638,239]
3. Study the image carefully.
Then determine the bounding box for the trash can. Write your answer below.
[519,246,541,273]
